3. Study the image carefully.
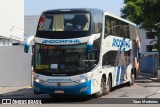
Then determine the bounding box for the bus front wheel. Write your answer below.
[128,70,135,86]
[95,78,105,97]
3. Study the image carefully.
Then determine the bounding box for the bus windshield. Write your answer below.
[35,44,98,76]
[38,13,90,31]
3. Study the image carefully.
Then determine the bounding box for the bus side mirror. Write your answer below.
[24,35,35,53]
[24,43,29,53]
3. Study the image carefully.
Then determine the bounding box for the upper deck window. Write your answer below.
[38,13,90,31]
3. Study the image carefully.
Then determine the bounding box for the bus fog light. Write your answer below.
[34,86,40,91]
[80,86,88,92]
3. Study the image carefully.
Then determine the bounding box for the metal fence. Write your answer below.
[140,54,159,75]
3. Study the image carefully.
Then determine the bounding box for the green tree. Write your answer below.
[121,0,160,69]
[121,0,160,30]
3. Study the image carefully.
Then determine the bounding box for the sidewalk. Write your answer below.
[136,73,160,82]
[0,86,33,98]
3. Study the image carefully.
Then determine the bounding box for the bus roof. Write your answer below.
[42,8,104,14]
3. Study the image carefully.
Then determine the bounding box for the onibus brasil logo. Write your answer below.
[42,39,80,44]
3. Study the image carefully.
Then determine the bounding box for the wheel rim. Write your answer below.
[132,73,135,83]
[106,79,110,91]
[130,73,134,85]
[99,81,103,94]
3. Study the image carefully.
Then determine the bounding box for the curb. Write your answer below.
[0,93,24,97]
[148,78,160,82]
[139,73,160,82]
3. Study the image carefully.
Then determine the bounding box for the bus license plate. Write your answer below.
[54,90,64,94]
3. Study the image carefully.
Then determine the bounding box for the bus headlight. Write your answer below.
[76,78,88,84]
[34,78,45,83]
[35,78,40,83]
[34,86,40,91]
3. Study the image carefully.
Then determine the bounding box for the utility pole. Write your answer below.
[155,22,160,71]
[158,28,160,70]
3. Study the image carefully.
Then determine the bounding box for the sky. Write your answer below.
[25,0,124,16]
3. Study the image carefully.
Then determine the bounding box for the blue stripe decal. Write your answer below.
[116,66,121,86]
[87,44,93,53]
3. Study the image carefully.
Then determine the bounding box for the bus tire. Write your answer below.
[104,77,111,95]
[128,70,135,86]
[94,78,105,97]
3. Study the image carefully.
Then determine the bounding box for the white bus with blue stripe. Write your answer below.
[25,8,140,97]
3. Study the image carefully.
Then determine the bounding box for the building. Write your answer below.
[0,0,24,46]
[0,0,32,86]
[140,30,158,55]
[139,30,159,75]
[24,15,40,37]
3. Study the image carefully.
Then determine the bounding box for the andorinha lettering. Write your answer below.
[112,38,130,48]
[42,39,80,44]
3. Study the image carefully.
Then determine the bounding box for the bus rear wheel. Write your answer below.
[95,78,105,97]
[128,71,135,86]
[95,77,111,97]
[104,77,111,95]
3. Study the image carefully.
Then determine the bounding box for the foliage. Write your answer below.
[121,0,160,30]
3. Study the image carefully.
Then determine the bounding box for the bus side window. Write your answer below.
[104,16,130,39]
[117,51,126,66]
[104,16,111,38]
[102,51,117,66]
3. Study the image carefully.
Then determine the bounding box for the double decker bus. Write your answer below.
[25,8,140,97]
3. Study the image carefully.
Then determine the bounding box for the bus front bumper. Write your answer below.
[33,80,91,95]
